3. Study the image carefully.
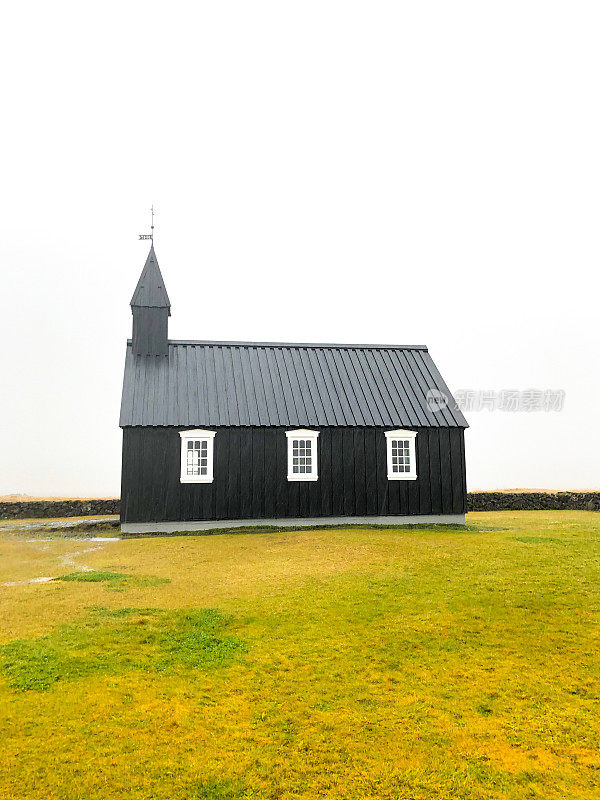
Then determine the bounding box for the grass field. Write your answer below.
[1,511,599,800]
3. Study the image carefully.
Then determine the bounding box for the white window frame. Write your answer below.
[286,429,319,481]
[179,429,216,483]
[385,429,417,480]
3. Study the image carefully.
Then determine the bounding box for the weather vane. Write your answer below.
[139,206,155,241]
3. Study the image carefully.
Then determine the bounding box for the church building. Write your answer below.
[119,246,468,533]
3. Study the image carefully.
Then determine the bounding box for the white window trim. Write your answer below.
[179,429,216,483]
[286,429,319,481]
[385,429,417,480]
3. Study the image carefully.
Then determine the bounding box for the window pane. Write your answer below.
[289,434,318,479]
[388,436,415,476]
[182,437,214,478]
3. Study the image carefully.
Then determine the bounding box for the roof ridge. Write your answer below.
[130,339,429,351]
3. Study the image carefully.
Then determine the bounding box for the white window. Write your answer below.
[385,429,417,480]
[179,429,216,483]
[286,429,319,481]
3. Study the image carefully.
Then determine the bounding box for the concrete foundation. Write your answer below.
[121,514,466,534]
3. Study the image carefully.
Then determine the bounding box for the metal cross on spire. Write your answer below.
[139,206,155,241]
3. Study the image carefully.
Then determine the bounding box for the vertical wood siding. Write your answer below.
[121,427,467,523]
[131,307,169,357]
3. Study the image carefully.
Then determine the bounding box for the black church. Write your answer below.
[119,246,468,533]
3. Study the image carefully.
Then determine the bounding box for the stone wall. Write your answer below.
[1,493,599,520]
[467,492,600,512]
[0,499,120,520]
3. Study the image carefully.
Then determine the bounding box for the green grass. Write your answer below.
[1,511,600,799]
[146,522,494,537]
[186,779,246,799]
[55,570,129,583]
[53,570,170,590]
[1,608,247,690]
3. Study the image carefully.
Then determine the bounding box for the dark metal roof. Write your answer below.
[120,340,468,428]
[130,245,171,310]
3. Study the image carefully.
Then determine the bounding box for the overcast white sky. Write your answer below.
[1,1,599,496]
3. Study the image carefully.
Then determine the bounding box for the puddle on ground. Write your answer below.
[3,576,57,586]
[2,537,119,587]
[89,537,120,542]
[0,517,119,532]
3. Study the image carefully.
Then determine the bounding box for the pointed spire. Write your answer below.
[130,244,171,313]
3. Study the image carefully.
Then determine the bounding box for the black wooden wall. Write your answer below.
[120,427,467,523]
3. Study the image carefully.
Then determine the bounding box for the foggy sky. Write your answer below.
[2,1,599,496]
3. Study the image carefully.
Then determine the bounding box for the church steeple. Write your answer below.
[130,245,170,357]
